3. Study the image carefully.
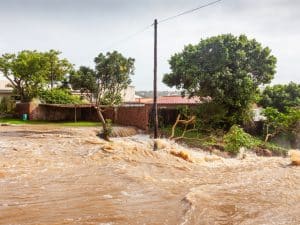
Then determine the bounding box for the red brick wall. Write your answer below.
[115,106,149,130]
[15,103,199,130]
[15,103,31,118]
[15,103,150,130]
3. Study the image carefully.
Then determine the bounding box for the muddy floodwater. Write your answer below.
[0,125,299,225]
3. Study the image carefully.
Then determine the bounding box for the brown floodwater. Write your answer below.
[0,125,299,225]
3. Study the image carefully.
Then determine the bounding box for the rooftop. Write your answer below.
[135,95,202,105]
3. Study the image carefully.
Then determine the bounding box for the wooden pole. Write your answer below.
[74,105,77,122]
[153,19,158,140]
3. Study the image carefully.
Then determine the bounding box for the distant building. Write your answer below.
[121,85,136,102]
[73,85,137,103]
[135,95,202,105]
[252,104,266,121]
[0,79,13,101]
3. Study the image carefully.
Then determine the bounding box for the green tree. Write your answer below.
[44,50,73,89]
[259,82,300,112]
[93,51,135,140]
[163,34,277,127]
[39,88,82,104]
[94,51,135,105]
[0,50,49,101]
[0,50,72,102]
[262,107,300,143]
[69,66,97,102]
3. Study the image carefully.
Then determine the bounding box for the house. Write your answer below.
[72,85,137,103]
[0,79,13,101]
[252,104,266,122]
[132,95,203,126]
[135,95,203,106]
[121,85,136,102]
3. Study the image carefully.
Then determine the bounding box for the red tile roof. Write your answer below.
[136,96,201,104]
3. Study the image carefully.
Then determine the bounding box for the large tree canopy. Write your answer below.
[69,66,97,101]
[0,50,72,102]
[0,50,49,101]
[94,51,135,105]
[44,50,73,89]
[259,82,300,112]
[163,34,277,126]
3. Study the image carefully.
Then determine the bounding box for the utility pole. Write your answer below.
[153,19,158,140]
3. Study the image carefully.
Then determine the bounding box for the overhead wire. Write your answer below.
[159,0,223,24]
[100,23,153,52]
[102,0,223,51]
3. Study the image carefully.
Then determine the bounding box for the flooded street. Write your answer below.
[0,125,300,225]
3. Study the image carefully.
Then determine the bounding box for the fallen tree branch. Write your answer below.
[170,114,196,140]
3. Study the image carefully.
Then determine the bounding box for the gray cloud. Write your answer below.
[0,0,299,90]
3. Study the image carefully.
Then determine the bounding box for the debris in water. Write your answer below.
[0,171,5,178]
[103,194,113,199]
[154,139,170,150]
[170,150,194,162]
[85,139,106,145]
[288,150,300,166]
[204,155,222,162]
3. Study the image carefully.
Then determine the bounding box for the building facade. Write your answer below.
[0,79,13,101]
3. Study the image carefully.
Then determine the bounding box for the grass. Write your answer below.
[0,118,102,127]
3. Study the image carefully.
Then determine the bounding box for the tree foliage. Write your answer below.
[94,51,134,105]
[262,107,300,142]
[259,82,300,112]
[224,125,254,155]
[163,34,277,127]
[0,97,15,114]
[0,51,49,101]
[44,50,73,89]
[39,88,82,104]
[69,66,97,101]
[0,50,72,102]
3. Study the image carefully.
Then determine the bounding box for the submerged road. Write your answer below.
[0,125,299,225]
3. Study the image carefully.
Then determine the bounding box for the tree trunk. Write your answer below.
[95,106,109,141]
[264,133,272,142]
[170,114,181,139]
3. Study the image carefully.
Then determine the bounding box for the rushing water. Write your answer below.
[0,125,299,225]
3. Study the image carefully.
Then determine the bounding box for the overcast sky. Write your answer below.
[0,0,299,90]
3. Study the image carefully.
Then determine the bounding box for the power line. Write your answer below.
[159,0,223,24]
[101,23,153,51]
[101,0,223,51]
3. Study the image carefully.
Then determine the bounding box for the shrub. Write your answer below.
[224,125,254,155]
[39,89,82,104]
[195,102,228,131]
[262,107,300,142]
[258,141,287,156]
[103,119,113,137]
[0,97,15,114]
[0,97,9,114]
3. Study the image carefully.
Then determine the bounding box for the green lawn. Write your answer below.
[0,118,101,127]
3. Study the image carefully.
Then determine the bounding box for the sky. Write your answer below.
[0,0,299,90]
